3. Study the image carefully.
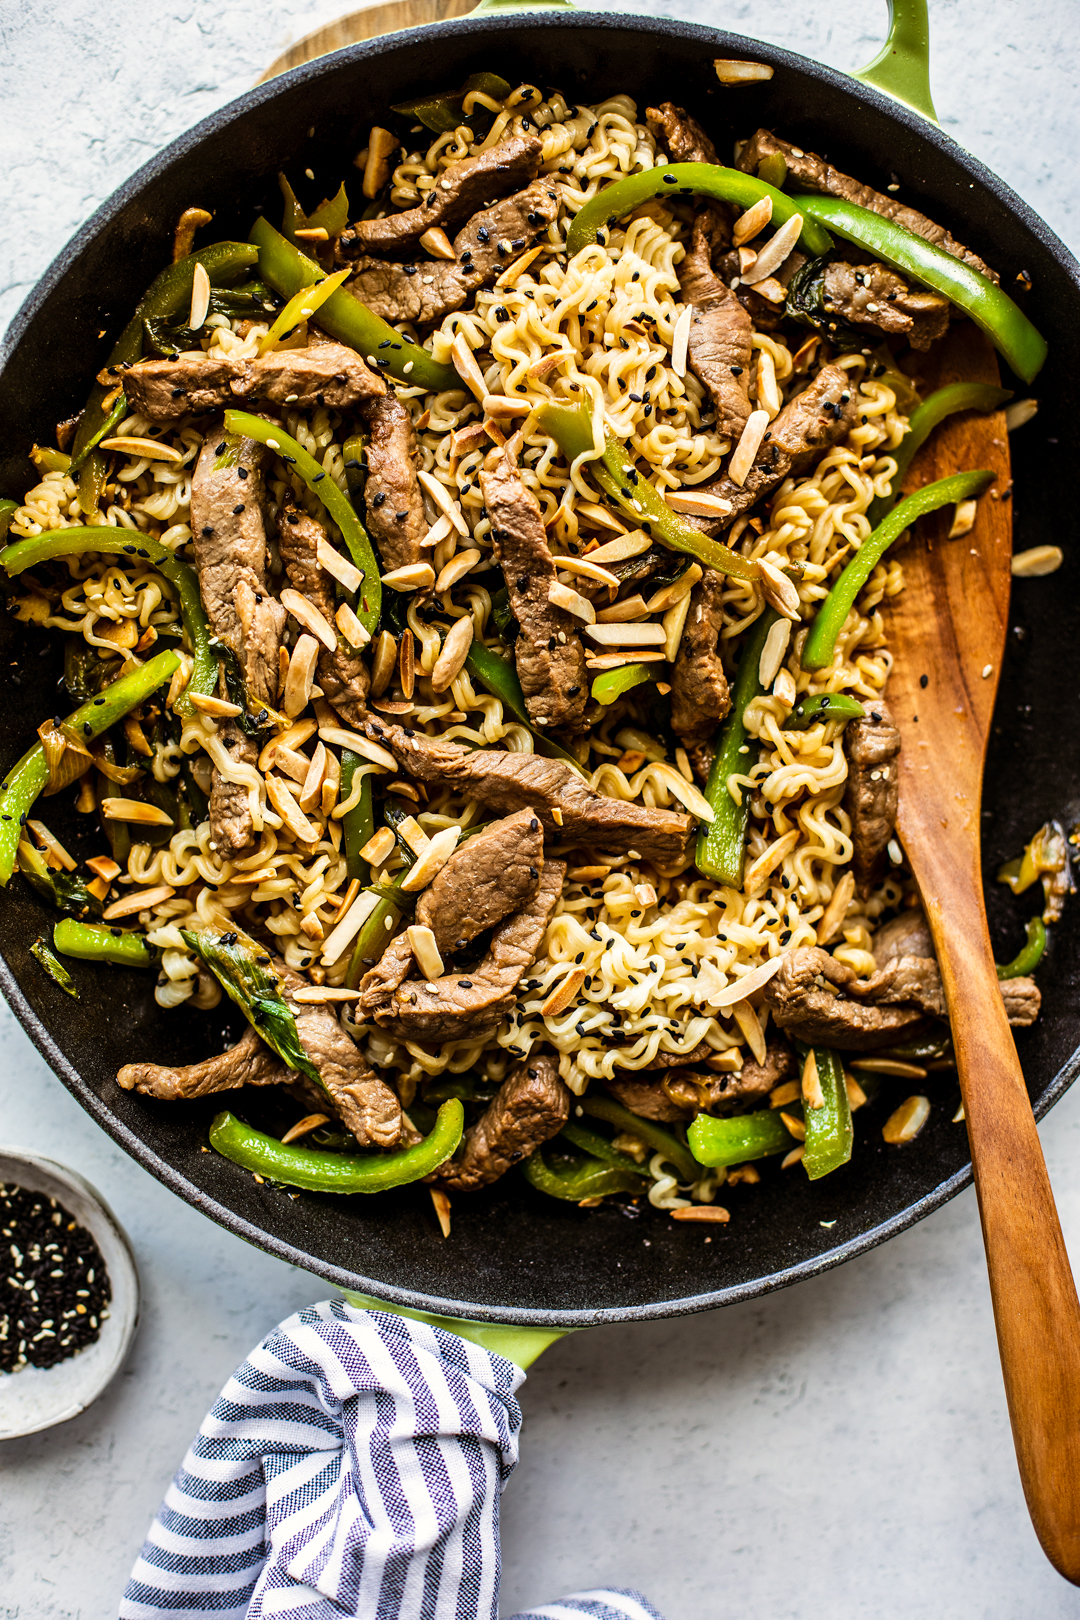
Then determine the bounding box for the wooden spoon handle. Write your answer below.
[919,862,1080,1582]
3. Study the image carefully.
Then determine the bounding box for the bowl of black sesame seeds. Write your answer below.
[0,1150,139,1439]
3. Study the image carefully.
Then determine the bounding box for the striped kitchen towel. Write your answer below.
[119,1298,664,1620]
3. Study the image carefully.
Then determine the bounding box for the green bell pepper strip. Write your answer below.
[208,1099,465,1193]
[688,1107,794,1168]
[801,1046,853,1181]
[579,1093,699,1182]
[53,919,155,969]
[31,936,80,997]
[783,692,866,732]
[865,381,1013,529]
[790,195,1048,385]
[0,499,18,542]
[340,752,374,883]
[560,1121,651,1178]
[537,404,760,583]
[696,609,779,886]
[464,642,587,776]
[0,649,180,885]
[591,662,655,706]
[70,241,260,516]
[249,217,458,393]
[802,469,996,673]
[996,916,1047,980]
[1,528,216,718]
[566,163,833,258]
[224,410,382,635]
[521,1146,647,1202]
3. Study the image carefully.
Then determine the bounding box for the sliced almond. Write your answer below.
[728,409,770,487]
[27,821,77,871]
[671,1205,731,1223]
[770,1079,801,1109]
[100,799,174,827]
[576,503,630,536]
[317,726,397,771]
[737,246,758,274]
[585,650,666,669]
[750,276,787,304]
[406,923,444,981]
[435,547,482,592]
[282,632,321,719]
[527,348,574,381]
[584,622,666,647]
[363,126,400,199]
[666,489,734,518]
[395,814,430,856]
[780,1110,806,1142]
[714,57,774,84]
[758,616,792,688]
[102,884,176,920]
[540,966,588,1018]
[549,581,596,623]
[258,718,317,773]
[580,530,651,566]
[849,1057,930,1080]
[419,226,456,260]
[846,1074,868,1110]
[331,879,362,917]
[662,591,692,662]
[321,749,341,819]
[782,1145,805,1169]
[816,868,855,947]
[99,436,183,463]
[792,335,820,372]
[86,854,121,883]
[756,348,782,418]
[381,561,436,591]
[743,828,800,891]
[274,744,313,785]
[300,913,325,941]
[123,715,153,758]
[93,618,139,651]
[617,749,647,772]
[1005,398,1038,432]
[801,1048,825,1110]
[320,889,380,965]
[482,393,534,417]
[1011,543,1063,577]
[882,1094,931,1145]
[495,244,545,287]
[316,537,364,593]
[265,775,321,843]
[188,260,211,329]
[733,194,773,247]
[85,875,110,902]
[450,334,488,404]
[298,742,328,812]
[336,600,371,650]
[290,987,362,1004]
[596,594,648,624]
[702,952,787,1010]
[948,499,978,539]
[431,614,475,691]
[294,226,329,243]
[567,864,611,881]
[449,421,491,458]
[758,557,801,621]
[554,556,620,591]
[430,1186,452,1237]
[773,668,797,706]
[399,824,462,891]
[671,304,693,379]
[359,825,396,866]
[188,691,243,718]
[417,469,470,537]
[741,214,803,284]
[281,588,337,652]
[370,630,398,698]
[645,566,703,614]
[280,1113,332,1143]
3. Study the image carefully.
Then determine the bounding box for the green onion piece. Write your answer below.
[566,162,833,258]
[591,662,656,706]
[996,916,1048,980]
[695,610,779,886]
[579,1094,699,1182]
[340,751,374,882]
[209,1099,464,1193]
[183,925,322,1089]
[801,1047,853,1180]
[688,1107,795,1168]
[866,381,1013,529]
[17,841,103,919]
[783,692,866,732]
[30,936,80,997]
[53,919,154,969]
[801,469,996,672]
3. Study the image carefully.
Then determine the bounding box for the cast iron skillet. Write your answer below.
[1,4,1078,1329]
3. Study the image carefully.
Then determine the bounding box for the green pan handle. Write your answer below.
[853,0,938,124]
[340,1290,569,1369]
[471,0,575,13]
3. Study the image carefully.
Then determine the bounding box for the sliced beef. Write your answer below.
[361,859,565,1043]
[678,214,753,438]
[362,393,428,573]
[117,1024,288,1100]
[736,129,998,283]
[604,1039,795,1121]
[367,723,696,868]
[190,430,286,856]
[346,179,560,325]
[681,364,858,534]
[819,260,950,351]
[437,1051,570,1191]
[123,341,385,422]
[646,102,720,165]
[480,452,588,732]
[337,134,543,260]
[670,567,731,749]
[843,701,901,897]
[603,1071,692,1122]
[276,500,370,727]
[278,962,402,1147]
[415,807,545,954]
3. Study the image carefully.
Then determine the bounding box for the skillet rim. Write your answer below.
[2,9,1079,1329]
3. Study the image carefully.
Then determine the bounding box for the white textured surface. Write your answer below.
[1,2,1080,1616]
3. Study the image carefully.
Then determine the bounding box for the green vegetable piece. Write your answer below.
[801,1047,853,1180]
[865,381,1013,529]
[224,410,382,635]
[249,216,458,392]
[537,403,760,582]
[0,499,18,542]
[345,879,408,988]
[997,916,1047,980]
[560,1121,650,1177]
[784,257,869,352]
[688,1107,795,1168]
[30,936,79,998]
[521,1146,646,1202]
[579,1093,699,1182]
[695,610,779,886]
[18,841,103,919]
[790,195,1047,384]
[423,1071,494,1104]
[591,661,655,706]
[342,433,366,497]
[755,151,788,190]
[391,72,512,134]
[341,752,374,882]
[182,925,323,1090]
[783,692,866,732]
[306,182,350,238]
[279,173,307,244]
[802,469,996,672]
[566,162,832,258]
[464,642,587,775]
[53,919,154,969]
[208,1099,465,1194]
[0,649,180,886]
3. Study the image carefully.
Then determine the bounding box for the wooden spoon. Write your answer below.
[887,321,1080,1582]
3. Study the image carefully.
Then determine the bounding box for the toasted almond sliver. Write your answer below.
[449,420,491,458]
[816,868,856,946]
[584,622,666,647]
[86,854,122,883]
[381,562,437,592]
[282,633,321,719]
[583,531,652,567]
[743,828,800,891]
[359,827,397,867]
[399,825,462,891]
[482,393,533,417]
[595,593,648,624]
[395,814,431,856]
[316,537,364,593]
[750,275,787,304]
[435,547,482,592]
[555,555,620,589]
[703,952,788,1010]
[949,499,978,539]
[188,691,243,718]
[420,470,471,537]
[430,1186,452,1237]
[882,1094,931,1145]
[298,742,328,812]
[273,745,312,786]
[714,57,774,84]
[666,489,735,518]
[495,244,545,287]
[568,864,611,881]
[1005,398,1039,432]
[741,214,803,284]
[290,988,362,1003]
[27,821,77,871]
[102,884,175,920]
[369,630,397,699]
[576,503,631,537]
[419,226,457,260]
[671,1205,731,1223]
[258,718,317,773]
[189,260,211,328]
[540,966,589,1018]
[527,348,574,381]
[317,726,397,771]
[757,348,782,418]
[770,1080,801,1109]
[549,581,596,623]
[662,591,692,662]
[294,226,329,243]
[265,775,321,843]
[801,1049,825,1110]
[728,409,770,487]
[585,651,666,669]
[758,616,792,688]
[362,126,400,199]
[280,1113,332,1143]
[431,614,475,692]
[99,436,184,462]
[450,333,488,403]
[335,600,371,650]
[99,799,174,826]
[758,557,802,621]
[737,245,758,274]
[670,304,693,379]
[1011,544,1063,577]
[733,194,773,247]
[850,1057,930,1080]
[406,924,445,982]
[281,588,337,652]
[780,1111,806,1142]
[85,875,110,901]
[321,890,380,965]
[646,564,703,614]
[782,1145,805,1169]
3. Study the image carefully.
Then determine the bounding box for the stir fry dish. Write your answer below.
[1,70,1063,1226]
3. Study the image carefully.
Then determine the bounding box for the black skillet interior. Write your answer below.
[1,13,1079,1328]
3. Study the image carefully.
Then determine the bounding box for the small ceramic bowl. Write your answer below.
[0,1149,139,1439]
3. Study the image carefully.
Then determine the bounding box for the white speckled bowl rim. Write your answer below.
[0,1150,139,1439]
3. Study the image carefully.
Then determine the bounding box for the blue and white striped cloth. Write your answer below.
[120,1299,663,1620]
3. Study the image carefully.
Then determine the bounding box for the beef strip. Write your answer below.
[480,452,588,732]
[677,213,753,438]
[123,341,385,422]
[190,430,286,856]
[116,1023,343,1120]
[361,393,428,573]
[736,128,999,283]
[604,1039,795,1121]
[278,962,403,1147]
[843,701,901,896]
[361,859,565,1043]
[337,134,543,259]
[670,567,731,749]
[415,807,544,954]
[276,500,370,726]
[366,723,695,868]
[646,102,720,165]
[679,364,859,535]
[437,1051,570,1191]
[346,178,561,325]
[820,260,950,351]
